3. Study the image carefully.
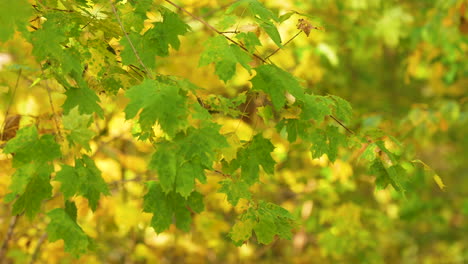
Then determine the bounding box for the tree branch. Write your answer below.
[109,0,154,79]
[0,215,19,261]
[164,0,267,64]
[28,232,47,264]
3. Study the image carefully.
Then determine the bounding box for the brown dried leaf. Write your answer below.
[297,19,312,36]
[1,115,21,141]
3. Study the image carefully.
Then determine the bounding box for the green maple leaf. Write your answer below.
[62,86,104,118]
[124,78,188,138]
[251,65,304,110]
[28,13,68,61]
[254,201,294,244]
[227,0,279,22]
[301,94,332,123]
[3,126,61,168]
[219,178,252,206]
[120,32,156,68]
[47,208,91,257]
[309,126,347,162]
[227,0,282,47]
[329,95,353,124]
[230,216,255,245]
[237,134,276,185]
[257,19,282,47]
[149,7,191,56]
[199,35,252,82]
[370,159,407,194]
[7,164,54,219]
[0,0,32,41]
[236,32,261,53]
[150,124,228,197]
[120,7,189,66]
[231,202,294,245]
[276,118,310,142]
[65,200,78,222]
[55,155,110,211]
[62,107,95,151]
[143,181,204,233]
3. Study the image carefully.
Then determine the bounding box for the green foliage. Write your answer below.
[251,64,304,110]
[234,134,276,185]
[230,201,294,245]
[62,107,95,151]
[150,124,228,197]
[218,178,252,206]
[199,35,252,82]
[124,78,189,138]
[1,0,465,262]
[55,155,110,211]
[47,208,92,257]
[143,181,204,233]
[0,0,31,41]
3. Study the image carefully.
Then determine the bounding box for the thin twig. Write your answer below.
[264,30,302,61]
[328,115,354,134]
[28,232,47,264]
[1,69,22,141]
[164,0,267,64]
[109,0,154,79]
[43,78,63,141]
[0,215,19,261]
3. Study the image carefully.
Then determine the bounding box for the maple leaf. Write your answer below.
[226,0,282,47]
[199,35,252,82]
[251,65,304,110]
[230,217,255,245]
[55,155,110,211]
[236,32,261,53]
[120,32,157,69]
[149,7,191,55]
[370,159,407,194]
[28,13,68,61]
[120,7,189,66]
[143,181,204,233]
[219,178,252,206]
[150,124,228,197]
[230,202,294,245]
[329,95,353,124]
[276,118,310,142]
[62,86,104,118]
[0,0,31,41]
[257,19,282,47]
[124,79,189,138]
[301,94,332,123]
[7,164,54,219]
[309,126,347,162]
[47,208,91,257]
[62,107,95,151]
[3,126,61,168]
[236,134,276,185]
[227,0,279,22]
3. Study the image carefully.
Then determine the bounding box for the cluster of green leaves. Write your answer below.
[0,0,433,259]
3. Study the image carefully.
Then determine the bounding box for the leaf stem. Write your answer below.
[109,0,154,79]
[264,30,302,61]
[328,114,355,134]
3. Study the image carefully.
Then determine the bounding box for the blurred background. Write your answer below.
[0,0,467,263]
